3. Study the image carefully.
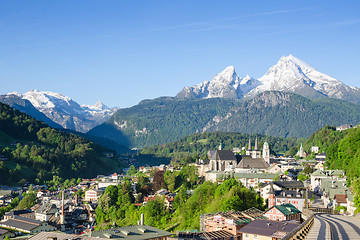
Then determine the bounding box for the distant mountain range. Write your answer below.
[177,55,360,104]
[1,90,118,133]
[89,91,360,148]
[2,55,360,149]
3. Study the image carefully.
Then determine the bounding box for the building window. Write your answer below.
[244,234,249,239]
[254,235,258,240]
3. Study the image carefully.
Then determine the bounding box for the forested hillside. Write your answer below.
[141,131,300,162]
[207,92,360,138]
[299,125,349,154]
[326,126,360,180]
[0,102,124,185]
[300,124,360,211]
[89,92,360,149]
[95,177,264,231]
[88,97,236,148]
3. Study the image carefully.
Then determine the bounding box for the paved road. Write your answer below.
[306,214,360,240]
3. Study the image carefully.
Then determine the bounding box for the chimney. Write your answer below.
[140,214,144,225]
[75,193,78,206]
[60,190,64,225]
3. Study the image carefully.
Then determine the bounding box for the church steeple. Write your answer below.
[268,183,276,209]
[248,138,252,150]
[254,137,258,151]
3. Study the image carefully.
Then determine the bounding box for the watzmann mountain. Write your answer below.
[89,55,360,148]
[177,55,360,105]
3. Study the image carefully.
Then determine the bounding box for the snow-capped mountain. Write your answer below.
[8,90,118,133]
[0,93,63,129]
[176,66,260,99]
[177,55,360,105]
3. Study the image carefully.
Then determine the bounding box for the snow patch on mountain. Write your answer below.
[8,90,118,133]
[177,66,255,99]
[177,55,360,105]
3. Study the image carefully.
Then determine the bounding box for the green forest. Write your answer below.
[89,92,360,149]
[140,131,300,163]
[0,102,124,185]
[301,124,360,212]
[95,174,264,231]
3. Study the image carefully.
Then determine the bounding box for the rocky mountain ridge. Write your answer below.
[177,55,360,105]
[4,90,118,133]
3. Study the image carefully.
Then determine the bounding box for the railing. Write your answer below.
[308,207,339,215]
[281,209,314,240]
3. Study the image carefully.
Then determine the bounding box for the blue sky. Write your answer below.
[0,0,359,108]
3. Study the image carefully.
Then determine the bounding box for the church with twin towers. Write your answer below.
[245,137,271,164]
[207,137,271,172]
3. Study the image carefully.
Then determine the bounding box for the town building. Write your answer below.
[315,153,326,161]
[29,231,105,240]
[274,190,306,211]
[207,172,276,189]
[310,169,344,192]
[0,229,13,240]
[35,203,58,221]
[208,150,239,172]
[84,189,104,202]
[346,192,356,216]
[260,181,305,201]
[3,209,34,221]
[88,224,172,240]
[246,137,261,159]
[0,215,56,234]
[311,146,319,154]
[264,203,302,222]
[200,208,266,239]
[296,144,306,158]
[239,219,300,240]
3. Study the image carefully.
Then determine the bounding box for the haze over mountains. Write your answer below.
[1,55,360,149]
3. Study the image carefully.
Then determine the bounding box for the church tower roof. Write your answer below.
[254,137,258,150]
[248,138,252,150]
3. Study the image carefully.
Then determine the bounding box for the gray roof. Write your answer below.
[311,169,344,177]
[89,225,173,240]
[0,190,12,197]
[217,172,277,180]
[321,179,347,199]
[239,219,299,237]
[30,231,103,240]
[202,230,234,239]
[273,181,305,189]
[212,150,237,161]
[275,190,304,199]
[5,209,33,216]
[36,203,58,215]
[0,216,42,231]
[237,157,269,169]
[0,229,9,235]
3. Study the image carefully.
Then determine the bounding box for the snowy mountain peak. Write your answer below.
[176,65,244,99]
[6,90,119,133]
[277,54,315,72]
[177,55,360,104]
[6,91,21,98]
[94,100,109,110]
[81,100,110,111]
[212,65,237,84]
